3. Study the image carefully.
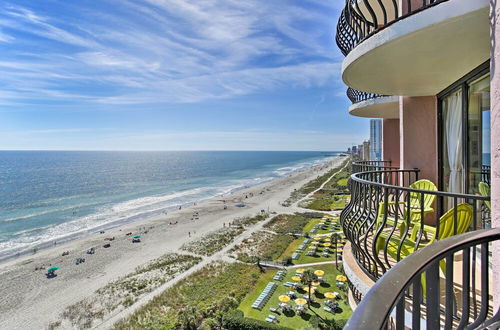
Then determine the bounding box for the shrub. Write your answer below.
[114,262,262,330]
[264,214,310,234]
[222,310,291,330]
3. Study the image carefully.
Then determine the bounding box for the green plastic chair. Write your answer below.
[375,203,473,260]
[478,182,491,211]
[375,179,438,233]
[375,203,472,297]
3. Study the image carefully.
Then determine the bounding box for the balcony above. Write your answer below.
[337,0,489,96]
[347,88,399,118]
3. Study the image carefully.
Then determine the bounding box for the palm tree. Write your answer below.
[178,306,201,330]
[300,269,318,307]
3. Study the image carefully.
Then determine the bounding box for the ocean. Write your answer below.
[0,150,338,259]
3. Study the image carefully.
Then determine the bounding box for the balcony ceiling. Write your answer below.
[349,95,399,119]
[342,0,489,96]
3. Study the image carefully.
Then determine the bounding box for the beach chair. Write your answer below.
[375,203,473,259]
[323,306,333,313]
[376,179,437,235]
[479,182,491,210]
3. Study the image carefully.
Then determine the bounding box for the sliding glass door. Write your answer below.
[467,74,490,193]
[439,66,490,195]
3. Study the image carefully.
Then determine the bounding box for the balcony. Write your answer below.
[347,88,399,119]
[341,164,494,326]
[345,228,500,329]
[351,160,399,173]
[341,167,490,280]
[336,0,489,96]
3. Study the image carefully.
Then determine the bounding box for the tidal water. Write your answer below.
[0,150,338,259]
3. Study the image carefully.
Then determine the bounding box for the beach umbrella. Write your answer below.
[133,235,141,239]
[295,298,307,305]
[305,287,315,294]
[308,246,317,249]
[324,292,335,299]
[296,268,305,274]
[323,243,331,247]
[47,266,59,272]
[312,281,321,286]
[336,275,347,282]
[314,270,325,276]
[291,276,301,281]
[313,236,322,240]
[336,248,343,252]
[279,295,290,303]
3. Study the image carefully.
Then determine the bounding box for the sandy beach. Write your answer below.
[0,156,345,330]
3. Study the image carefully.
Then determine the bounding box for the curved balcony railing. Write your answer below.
[351,160,399,173]
[346,87,387,104]
[340,169,491,281]
[336,0,450,56]
[345,228,500,329]
[481,165,491,185]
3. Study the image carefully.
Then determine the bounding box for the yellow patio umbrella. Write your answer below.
[314,270,325,276]
[305,287,315,294]
[312,281,321,286]
[279,295,290,303]
[295,298,307,305]
[336,248,343,252]
[308,246,317,249]
[323,243,331,247]
[313,236,322,240]
[311,241,319,245]
[324,292,335,299]
[296,268,305,273]
[292,276,301,281]
[336,275,347,282]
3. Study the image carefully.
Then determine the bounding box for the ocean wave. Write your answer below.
[0,155,338,259]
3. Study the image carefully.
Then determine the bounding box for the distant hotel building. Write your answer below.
[369,119,381,161]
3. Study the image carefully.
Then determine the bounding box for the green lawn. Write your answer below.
[337,178,349,187]
[238,264,351,329]
[302,218,339,235]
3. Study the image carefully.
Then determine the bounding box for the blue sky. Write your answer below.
[0,0,368,151]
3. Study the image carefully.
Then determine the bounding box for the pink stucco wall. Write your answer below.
[382,119,400,167]
[399,96,438,184]
[490,0,500,310]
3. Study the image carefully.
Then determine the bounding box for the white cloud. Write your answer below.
[0,0,344,106]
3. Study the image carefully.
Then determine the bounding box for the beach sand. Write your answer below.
[0,156,344,329]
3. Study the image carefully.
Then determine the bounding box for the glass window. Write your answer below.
[467,74,490,194]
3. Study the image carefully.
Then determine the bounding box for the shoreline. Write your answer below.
[0,155,339,263]
[0,155,345,329]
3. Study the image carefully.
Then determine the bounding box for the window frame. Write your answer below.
[437,60,490,193]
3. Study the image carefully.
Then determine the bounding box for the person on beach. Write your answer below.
[188,232,191,237]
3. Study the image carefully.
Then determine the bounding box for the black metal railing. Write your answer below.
[340,168,491,281]
[345,228,500,329]
[336,0,450,56]
[347,87,386,104]
[481,165,491,185]
[351,160,399,173]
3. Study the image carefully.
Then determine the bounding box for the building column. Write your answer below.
[399,96,438,183]
[490,0,500,310]
[382,119,400,167]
